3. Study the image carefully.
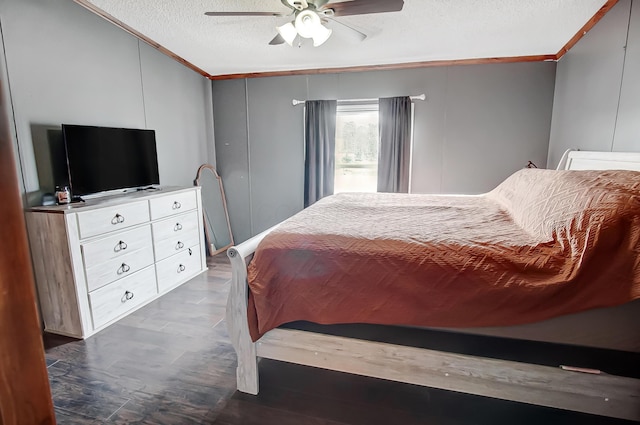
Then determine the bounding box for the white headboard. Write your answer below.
[557,150,640,171]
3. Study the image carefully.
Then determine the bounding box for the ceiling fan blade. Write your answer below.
[269,33,286,45]
[204,11,288,17]
[325,18,367,42]
[322,0,404,17]
[310,0,331,7]
[280,0,296,10]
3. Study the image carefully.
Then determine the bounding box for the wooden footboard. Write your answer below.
[225,229,640,421]
[226,225,280,394]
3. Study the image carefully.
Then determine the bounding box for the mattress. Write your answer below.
[247,169,640,341]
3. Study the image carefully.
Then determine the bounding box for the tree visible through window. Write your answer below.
[334,102,379,193]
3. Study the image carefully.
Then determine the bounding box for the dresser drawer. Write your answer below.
[156,245,201,292]
[81,225,152,267]
[149,190,197,220]
[89,266,157,329]
[152,210,199,243]
[85,246,154,292]
[77,200,150,239]
[153,225,201,261]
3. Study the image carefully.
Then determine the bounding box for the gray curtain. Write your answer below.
[304,100,337,207]
[377,96,411,193]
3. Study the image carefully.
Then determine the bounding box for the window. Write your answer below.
[334,102,379,193]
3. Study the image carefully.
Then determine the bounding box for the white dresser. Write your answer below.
[25,186,207,338]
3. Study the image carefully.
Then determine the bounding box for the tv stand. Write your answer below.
[25,186,206,338]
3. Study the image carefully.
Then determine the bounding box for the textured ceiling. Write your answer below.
[83,0,608,77]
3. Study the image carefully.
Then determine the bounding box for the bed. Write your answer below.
[225,150,640,421]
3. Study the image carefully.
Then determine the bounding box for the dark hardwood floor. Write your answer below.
[44,254,634,424]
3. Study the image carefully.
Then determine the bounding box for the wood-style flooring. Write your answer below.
[44,253,634,424]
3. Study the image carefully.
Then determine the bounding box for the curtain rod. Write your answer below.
[292,94,426,106]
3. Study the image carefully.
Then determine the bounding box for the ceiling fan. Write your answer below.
[205,0,404,47]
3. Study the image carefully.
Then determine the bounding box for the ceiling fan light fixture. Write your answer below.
[295,9,321,38]
[276,22,297,46]
[312,25,332,46]
[293,9,332,46]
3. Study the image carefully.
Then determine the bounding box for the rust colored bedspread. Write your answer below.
[246,169,640,341]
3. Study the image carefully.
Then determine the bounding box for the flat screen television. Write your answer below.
[62,124,160,197]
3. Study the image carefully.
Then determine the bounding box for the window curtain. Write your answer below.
[304,100,337,207]
[377,96,411,193]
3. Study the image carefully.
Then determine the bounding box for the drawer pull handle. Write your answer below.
[174,223,183,231]
[188,248,192,256]
[176,241,184,250]
[114,240,128,252]
[177,264,186,273]
[172,201,182,210]
[122,290,134,302]
[111,213,125,225]
[117,263,131,275]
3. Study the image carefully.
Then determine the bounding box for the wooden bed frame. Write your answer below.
[226,150,640,421]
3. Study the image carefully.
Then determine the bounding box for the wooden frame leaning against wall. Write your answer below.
[225,150,640,422]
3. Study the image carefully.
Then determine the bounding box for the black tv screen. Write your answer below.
[62,124,160,196]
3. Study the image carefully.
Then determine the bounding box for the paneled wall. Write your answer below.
[548,0,640,167]
[615,1,640,151]
[0,0,214,205]
[213,63,556,243]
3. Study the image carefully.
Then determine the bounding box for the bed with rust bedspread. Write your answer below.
[246,169,640,341]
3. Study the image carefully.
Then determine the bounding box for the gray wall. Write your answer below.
[614,0,640,151]
[548,0,640,167]
[0,0,214,204]
[213,63,556,243]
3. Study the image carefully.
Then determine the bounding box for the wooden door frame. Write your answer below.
[0,65,56,425]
